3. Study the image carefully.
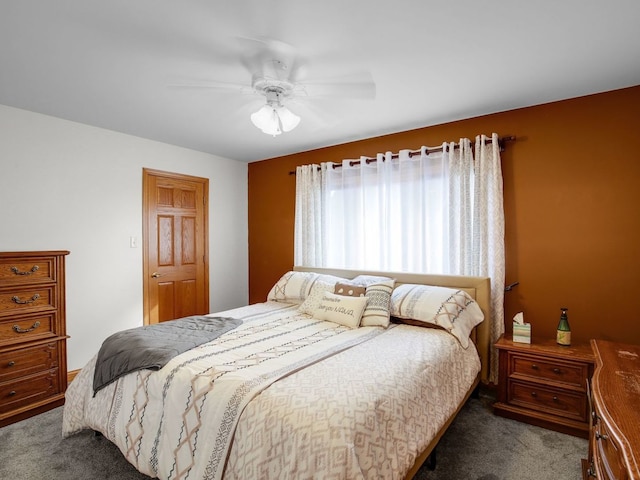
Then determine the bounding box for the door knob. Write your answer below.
[151,272,163,278]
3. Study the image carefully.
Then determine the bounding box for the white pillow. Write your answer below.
[267,271,319,304]
[360,279,395,328]
[352,274,394,286]
[391,284,484,348]
[266,271,348,304]
[314,291,368,328]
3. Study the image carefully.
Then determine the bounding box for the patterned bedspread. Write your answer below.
[63,301,480,480]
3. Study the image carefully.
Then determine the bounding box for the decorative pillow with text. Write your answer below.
[314,291,368,328]
[298,280,339,315]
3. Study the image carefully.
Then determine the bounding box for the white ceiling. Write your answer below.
[1,1,639,163]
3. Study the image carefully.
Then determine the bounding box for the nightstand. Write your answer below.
[493,334,594,438]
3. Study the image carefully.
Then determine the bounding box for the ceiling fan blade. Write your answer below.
[295,80,376,99]
[294,70,376,99]
[287,97,337,127]
[167,79,255,94]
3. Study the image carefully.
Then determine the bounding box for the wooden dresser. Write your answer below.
[494,334,594,438]
[583,340,640,480]
[0,250,69,427]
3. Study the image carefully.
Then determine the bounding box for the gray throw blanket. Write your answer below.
[93,315,242,395]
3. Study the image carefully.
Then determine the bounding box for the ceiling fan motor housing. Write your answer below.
[253,78,295,105]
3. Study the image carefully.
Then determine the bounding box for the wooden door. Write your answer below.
[143,169,209,324]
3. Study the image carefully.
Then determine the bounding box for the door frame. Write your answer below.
[142,168,209,325]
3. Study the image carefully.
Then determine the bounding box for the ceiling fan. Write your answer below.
[169,37,376,136]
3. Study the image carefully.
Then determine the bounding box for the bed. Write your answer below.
[62,267,491,480]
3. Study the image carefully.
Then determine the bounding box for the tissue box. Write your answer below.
[513,322,531,344]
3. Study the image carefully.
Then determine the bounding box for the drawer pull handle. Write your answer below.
[530,391,537,397]
[552,368,561,374]
[8,390,17,396]
[552,396,559,402]
[11,293,40,305]
[8,361,15,367]
[531,364,539,370]
[10,265,39,276]
[587,465,597,477]
[595,431,609,441]
[12,321,41,333]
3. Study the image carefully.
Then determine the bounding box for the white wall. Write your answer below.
[0,105,248,370]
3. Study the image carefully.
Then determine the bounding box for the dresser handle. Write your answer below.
[552,396,559,402]
[12,321,41,333]
[530,391,537,397]
[595,431,609,441]
[8,361,15,367]
[531,364,539,370]
[11,293,40,305]
[587,465,597,477]
[10,265,39,275]
[8,390,17,396]
[552,368,561,374]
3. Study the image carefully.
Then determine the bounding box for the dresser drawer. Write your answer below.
[511,353,588,389]
[0,257,56,285]
[0,285,56,316]
[0,342,58,382]
[593,415,628,480]
[509,380,588,423]
[0,312,57,345]
[0,369,60,414]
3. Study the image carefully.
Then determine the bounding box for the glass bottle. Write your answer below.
[556,307,571,346]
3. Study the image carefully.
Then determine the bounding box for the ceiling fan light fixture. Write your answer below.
[275,105,300,132]
[250,105,282,136]
[251,87,300,136]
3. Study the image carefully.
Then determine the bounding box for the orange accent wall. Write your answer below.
[248,85,640,345]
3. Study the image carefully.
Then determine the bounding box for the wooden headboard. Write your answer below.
[294,266,492,383]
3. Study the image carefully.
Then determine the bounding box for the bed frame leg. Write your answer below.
[426,447,437,470]
[471,384,480,399]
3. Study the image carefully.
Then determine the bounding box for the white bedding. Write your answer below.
[63,301,480,480]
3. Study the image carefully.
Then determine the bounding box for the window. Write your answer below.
[294,134,506,383]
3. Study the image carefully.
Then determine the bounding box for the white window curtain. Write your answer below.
[294,133,505,383]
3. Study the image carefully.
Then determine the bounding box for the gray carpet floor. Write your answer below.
[0,390,586,479]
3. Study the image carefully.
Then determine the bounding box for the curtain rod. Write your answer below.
[288,135,515,175]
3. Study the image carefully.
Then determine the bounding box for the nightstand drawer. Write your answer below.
[511,353,588,389]
[509,381,588,423]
